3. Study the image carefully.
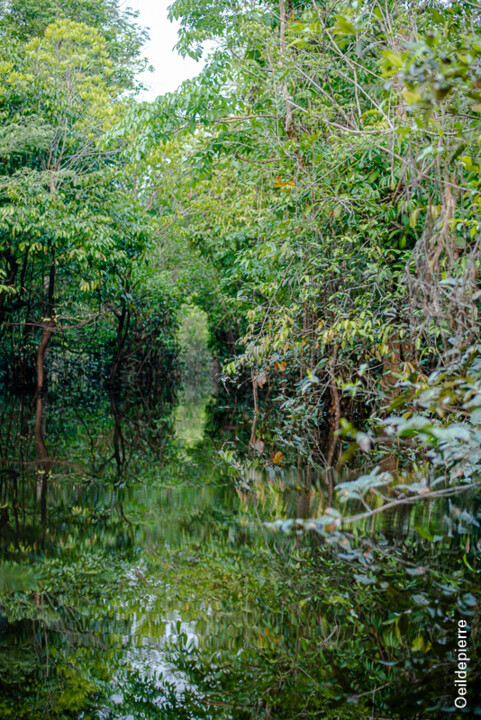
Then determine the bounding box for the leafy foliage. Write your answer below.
[1,1,481,718]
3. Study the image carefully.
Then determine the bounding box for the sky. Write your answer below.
[123,0,205,100]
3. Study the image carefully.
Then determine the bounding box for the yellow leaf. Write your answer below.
[409,208,420,229]
[412,635,424,652]
[274,177,295,190]
[271,451,284,466]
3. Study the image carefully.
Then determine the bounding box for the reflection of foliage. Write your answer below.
[118,493,481,719]
[0,380,480,718]
[0,562,37,593]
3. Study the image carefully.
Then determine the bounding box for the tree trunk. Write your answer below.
[109,304,130,388]
[326,346,340,467]
[35,262,55,409]
[35,261,55,546]
[279,0,293,135]
[382,333,402,399]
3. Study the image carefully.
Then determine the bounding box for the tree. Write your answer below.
[142,0,481,476]
[0,0,148,90]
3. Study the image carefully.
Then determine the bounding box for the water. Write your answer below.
[0,383,480,719]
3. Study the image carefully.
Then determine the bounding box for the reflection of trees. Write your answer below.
[0,395,31,547]
[109,388,126,482]
[0,379,178,555]
[0,390,149,718]
[35,392,51,547]
[1,387,480,719]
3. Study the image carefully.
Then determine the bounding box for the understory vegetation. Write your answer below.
[0,0,480,718]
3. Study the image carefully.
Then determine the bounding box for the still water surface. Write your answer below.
[0,383,479,719]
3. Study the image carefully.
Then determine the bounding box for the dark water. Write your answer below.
[0,383,480,719]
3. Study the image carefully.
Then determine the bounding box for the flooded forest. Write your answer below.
[0,0,480,718]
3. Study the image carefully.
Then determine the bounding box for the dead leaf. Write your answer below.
[256,371,268,387]
[255,438,265,453]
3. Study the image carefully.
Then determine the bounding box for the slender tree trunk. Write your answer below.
[109,304,130,388]
[249,370,259,450]
[382,333,402,399]
[326,346,341,467]
[35,261,55,545]
[36,261,56,393]
[279,0,293,135]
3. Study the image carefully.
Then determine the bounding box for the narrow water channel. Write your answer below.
[0,350,480,718]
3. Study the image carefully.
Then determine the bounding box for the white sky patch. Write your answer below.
[124,0,205,100]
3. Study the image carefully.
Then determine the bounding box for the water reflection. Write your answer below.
[0,384,480,719]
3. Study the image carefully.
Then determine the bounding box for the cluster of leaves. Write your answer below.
[129,0,481,478]
[0,0,179,394]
